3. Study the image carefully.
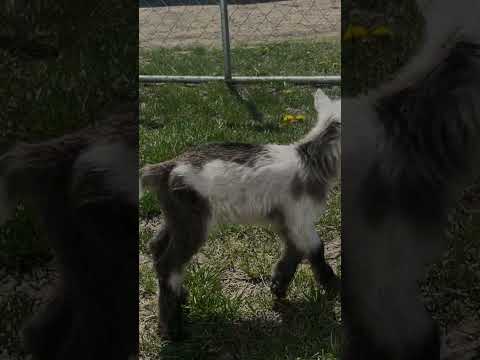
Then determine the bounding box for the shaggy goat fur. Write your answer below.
[140,89,341,339]
[0,109,138,360]
[342,1,480,359]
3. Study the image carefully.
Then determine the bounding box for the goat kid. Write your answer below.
[140,89,341,340]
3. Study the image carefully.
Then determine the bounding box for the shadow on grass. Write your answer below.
[159,297,341,360]
[226,84,264,123]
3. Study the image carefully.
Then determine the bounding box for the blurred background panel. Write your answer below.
[0,1,138,358]
[341,1,480,358]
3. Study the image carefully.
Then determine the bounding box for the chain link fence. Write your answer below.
[139,0,341,84]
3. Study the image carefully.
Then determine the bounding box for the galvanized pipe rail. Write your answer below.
[139,75,341,85]
[219,0,233,81]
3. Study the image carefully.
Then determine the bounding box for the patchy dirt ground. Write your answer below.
[139,0,340,49]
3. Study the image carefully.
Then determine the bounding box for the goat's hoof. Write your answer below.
[158,312,190,342]
[272,297,291,313]
[158,323,189,342]
[324,275,340,298]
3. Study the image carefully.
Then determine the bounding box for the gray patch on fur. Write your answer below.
[290,174,305,200]
[168,175,211,214]
[175,142,269,168]
[294,120,340,202]
[156,182,212,271]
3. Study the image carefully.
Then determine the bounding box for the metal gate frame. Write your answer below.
[139,0,341,86]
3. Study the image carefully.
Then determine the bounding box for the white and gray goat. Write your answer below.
[140,89,341,339]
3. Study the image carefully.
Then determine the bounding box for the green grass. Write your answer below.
[139,39,341,360]
[140,40,340,77]
[140,83,339,167]
[139,42,340,168]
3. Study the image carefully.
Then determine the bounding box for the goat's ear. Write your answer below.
[314,89,332,113]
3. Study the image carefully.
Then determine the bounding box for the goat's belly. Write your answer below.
[208,194,271,225]
[206,185,285,225]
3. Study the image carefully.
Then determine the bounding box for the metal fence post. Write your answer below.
[219,0,232,82]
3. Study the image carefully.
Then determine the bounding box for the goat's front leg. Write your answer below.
[271,240,303,299]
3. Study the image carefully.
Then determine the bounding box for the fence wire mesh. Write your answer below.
[139,0,340,79]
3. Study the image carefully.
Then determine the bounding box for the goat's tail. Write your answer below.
[139,161,175,199]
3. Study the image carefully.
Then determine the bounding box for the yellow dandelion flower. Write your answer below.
[281,114,303,126]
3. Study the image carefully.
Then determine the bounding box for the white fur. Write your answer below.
[301,90,341,144]
[168,272,184,295]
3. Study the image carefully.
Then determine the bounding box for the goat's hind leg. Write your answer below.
[149,224,187,340]
[151,196,210,340]
[307,231,339,297]
[270,218,339,299]
[271,240,303,299]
